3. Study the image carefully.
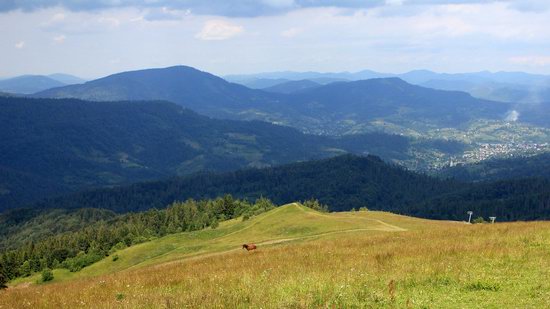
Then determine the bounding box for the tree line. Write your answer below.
[0,195,285,287]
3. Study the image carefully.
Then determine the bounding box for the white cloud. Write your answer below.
[143,7,190,21]
[98,16,121,28]
[281,27,302,38]
[14,41,25,49]
[40,9,130,34]
[2,2,550,77]
[51,13,65,22]
[195,20,243,41]
[53,34,66,43]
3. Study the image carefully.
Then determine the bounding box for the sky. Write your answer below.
[1,0,550,79]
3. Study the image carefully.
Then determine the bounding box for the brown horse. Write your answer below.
[242,243,257,251]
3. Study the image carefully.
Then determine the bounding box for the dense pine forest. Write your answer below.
[10,155,550,221]
[24,155,459,213]
[407,178,550,221]
[437,153,550,182]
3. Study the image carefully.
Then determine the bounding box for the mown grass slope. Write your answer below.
[3,204,549,308]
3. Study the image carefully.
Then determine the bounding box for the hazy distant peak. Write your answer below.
[47,73,86,85]
[0,75,66,94]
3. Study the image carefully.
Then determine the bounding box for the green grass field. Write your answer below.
[11,203,431,284]
[2,203,550,308]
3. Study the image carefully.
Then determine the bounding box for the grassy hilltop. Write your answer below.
[2,204,550,308]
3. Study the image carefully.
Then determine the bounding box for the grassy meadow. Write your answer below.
[2,204,550,308]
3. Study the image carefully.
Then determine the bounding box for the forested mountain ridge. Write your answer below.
[437,152,550,182]
[0,96,317,210]
[26,154,459,213]
[408,178,550,221]
[283,78,510,133]
[20,154,550,222]
[0,96,417,211]
[228,68,550,106]
[263,79,321,94]
[34,66,282,119]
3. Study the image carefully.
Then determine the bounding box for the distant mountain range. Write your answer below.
[263,79,321,94]
[2,66,549,223]
[35,66,281,119]
[0,75,65,94]
[48,73,86,85]
[227,69,550,105]
[34,65,535,135]
[281,78,509,133]
[226,69,550,87]
[0,74,85,94]
[224,69,391,84]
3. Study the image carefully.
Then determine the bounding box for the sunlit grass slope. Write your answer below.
[11,203,433,285]
[3,203,550,308]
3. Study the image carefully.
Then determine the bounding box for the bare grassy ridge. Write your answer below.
[2,204,550,308]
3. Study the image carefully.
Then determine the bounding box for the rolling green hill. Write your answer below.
[6,203,443,285]
[3,203,550,308]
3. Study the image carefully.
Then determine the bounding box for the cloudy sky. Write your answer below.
[1,0,550,78]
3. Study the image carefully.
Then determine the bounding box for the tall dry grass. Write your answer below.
[2,221,550,308]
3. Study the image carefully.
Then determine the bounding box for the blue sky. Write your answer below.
[1,0,550,78]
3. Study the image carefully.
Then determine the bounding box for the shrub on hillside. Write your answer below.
[302,199,329,212]
[239,197,276,220]
[20,261,31,277]
[109,242,127,254]
[41,268,53,282]
[63,251,104,272]
[0,271,7,289]
[210,218,219,229]
[473,217,486,224]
